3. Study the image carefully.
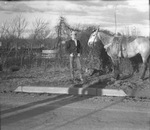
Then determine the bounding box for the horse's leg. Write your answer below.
[112,58,120,80]
[129,58,138,76]
[140,56,148,80]
[99,58,104,75]
[140,63,147,80]
[130,54,142,76]
[98,51,105,75]
[108,57,113,73]
[98,57,102,69]
[148,56,150,81]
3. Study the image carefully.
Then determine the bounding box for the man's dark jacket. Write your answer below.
[65,39,82,55]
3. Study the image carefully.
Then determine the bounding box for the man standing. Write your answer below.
[65,31,83,82]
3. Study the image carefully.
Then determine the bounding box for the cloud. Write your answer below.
[71,0,128,8]
[0,1,42,13]
[127,0,149,12]
[119,7,148,24]
[78,1,149,28]
[0,0,149,36]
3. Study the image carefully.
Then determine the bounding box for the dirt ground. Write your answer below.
[0,65,150,130]
[0,64,150,98]
[0,62,150,98]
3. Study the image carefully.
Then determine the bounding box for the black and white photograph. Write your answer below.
[0,0,150,130]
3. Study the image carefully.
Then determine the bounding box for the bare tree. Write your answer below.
[27,18,51,67]
[0,21,14,68]
[29,18,51,53]
[10,15,28,62]
[0,15,28,69]
[55,16,68,49]
[0,21,10,39]
[55,16,79,49]
[32,18,50,40]
[0,21,15,50]
[11,15,28,38]
[2,15,28,51]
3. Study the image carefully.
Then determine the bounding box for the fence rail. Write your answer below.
[42,50,58,59]
[0,48,69,69]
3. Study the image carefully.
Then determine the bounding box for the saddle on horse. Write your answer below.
[104,35,136,58]
[118,36,136,58]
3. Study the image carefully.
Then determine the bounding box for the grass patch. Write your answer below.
[0,66,72,92]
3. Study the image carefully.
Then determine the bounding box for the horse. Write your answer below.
[88,28,150,81]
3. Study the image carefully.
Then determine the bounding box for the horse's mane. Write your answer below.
[99,29,115,36]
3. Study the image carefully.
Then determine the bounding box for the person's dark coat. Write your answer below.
[65,39,82,55]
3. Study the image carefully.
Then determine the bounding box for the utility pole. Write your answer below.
[114,5,117,34]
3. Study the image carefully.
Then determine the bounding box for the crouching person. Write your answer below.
[65,31,83,83]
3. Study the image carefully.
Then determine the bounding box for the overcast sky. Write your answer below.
[0,0,149,36]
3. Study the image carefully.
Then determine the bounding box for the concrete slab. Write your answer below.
[68,87,97,95]
[97,89,127,97]
[15,86,69,94]
[15,86,127,97]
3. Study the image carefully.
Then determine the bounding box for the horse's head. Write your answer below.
[88,29,100,47]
